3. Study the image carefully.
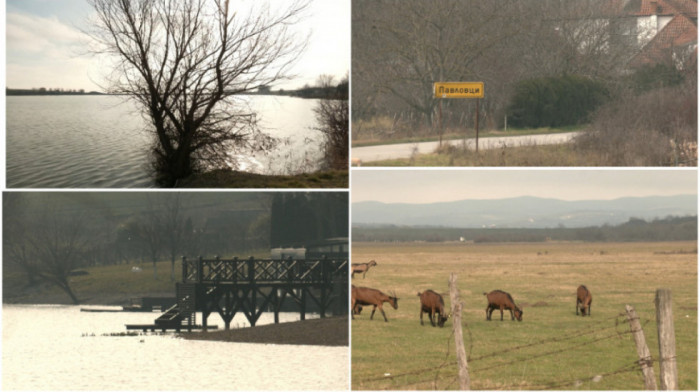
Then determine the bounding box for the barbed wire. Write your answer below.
[468,313,630,363]
[358,361,456,384]
[368,374,460,391]
[358,327,460,385]
[519,360,643,390]
[471,327,635,373]
[355,312,653,389]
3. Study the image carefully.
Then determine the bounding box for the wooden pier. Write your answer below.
[138,256,348,331]
[125,324,218,332]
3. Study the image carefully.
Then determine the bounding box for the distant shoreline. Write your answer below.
[6,86,348,100]
[6,88,107,96]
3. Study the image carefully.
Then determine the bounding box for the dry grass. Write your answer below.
[351,241,697,390]
[364,143,606,167]
[175,169,349,188]
[576,85,697,167]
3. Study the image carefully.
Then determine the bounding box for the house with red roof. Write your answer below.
[621,0,697,68]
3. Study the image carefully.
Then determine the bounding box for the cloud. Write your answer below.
[6,11,100,90]
[7,12,87,55]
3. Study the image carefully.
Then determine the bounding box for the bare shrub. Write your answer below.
[314,76,349,170]
[575,84,697,166]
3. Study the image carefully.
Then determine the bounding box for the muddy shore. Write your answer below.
[181,316,349,346]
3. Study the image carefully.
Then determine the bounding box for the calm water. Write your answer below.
[2,305,348,390]
[6,95,323,188]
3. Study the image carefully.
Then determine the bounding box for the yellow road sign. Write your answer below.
[434,82,484,98]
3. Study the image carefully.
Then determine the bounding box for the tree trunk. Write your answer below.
[57,279,80,304]
[424,107,434,129]
[158,146,193,187]
[63,286,80,305]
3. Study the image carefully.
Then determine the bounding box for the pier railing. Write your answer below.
[175,256,348,328]
[181,256,348,285]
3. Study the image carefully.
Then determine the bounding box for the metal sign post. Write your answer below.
[438,99,444,147]
[434,82,484,153]
[475,98,480,154]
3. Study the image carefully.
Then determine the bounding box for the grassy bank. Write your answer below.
[362,143,608,167]
[351,241,697,390]
[363,140,691,167]
[176,169,348,188]
[3,253,269,305]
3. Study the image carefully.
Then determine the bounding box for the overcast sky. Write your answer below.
[6,0,349,92]
[352,169,698,204]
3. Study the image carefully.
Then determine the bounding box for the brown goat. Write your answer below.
[352,285,398,322]
[351,259,377,279]
[417,290,450,327]
[576,285,593,316]
[484,290,523,321]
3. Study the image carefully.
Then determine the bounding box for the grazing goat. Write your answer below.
[352,285,398,322]
[484,290,523,321]
[576,285,593,316]
[351,259,377,279]
[417,290,450,327]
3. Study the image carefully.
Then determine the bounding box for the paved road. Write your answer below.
[352,131,581,163]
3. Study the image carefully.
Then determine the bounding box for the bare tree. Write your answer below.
[353,0,518,128]
[159,193,189,282]
[313,74,348,170]
[3,193,40,287]
[138,197,165,279]
[88,0,309,186]
[352,0,645,133]
[27,205,89,304]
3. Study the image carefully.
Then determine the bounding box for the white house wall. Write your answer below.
[636,15,658,47]
[635,15,674,48]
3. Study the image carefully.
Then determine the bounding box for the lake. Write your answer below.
[2,305,348,390]
[6,95,323,188]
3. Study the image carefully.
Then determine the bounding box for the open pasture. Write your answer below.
[351,241,697,390]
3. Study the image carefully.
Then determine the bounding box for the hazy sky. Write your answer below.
[6,0,349,92]
[352,169,698,204]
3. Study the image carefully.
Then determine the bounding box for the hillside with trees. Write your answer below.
[3,192,347,304]
[353,215,697,243]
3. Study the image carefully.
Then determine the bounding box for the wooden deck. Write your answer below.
[125,256,347,332]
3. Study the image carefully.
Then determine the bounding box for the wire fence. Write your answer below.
[355,312,656,390]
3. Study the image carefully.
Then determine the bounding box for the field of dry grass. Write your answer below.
[351,241,697,390]
[362,143,611,167]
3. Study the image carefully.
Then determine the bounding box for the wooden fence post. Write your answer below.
[655,289,678,390]
[625,305,657,390]
[448,273,470,390]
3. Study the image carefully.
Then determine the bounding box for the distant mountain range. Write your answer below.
[352,195,697,228]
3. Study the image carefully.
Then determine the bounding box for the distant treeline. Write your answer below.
[249,80,349,100]
[7,88,104,96]
[271,193,349,247]
[352,215,698,243]
[8,83,349,99]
